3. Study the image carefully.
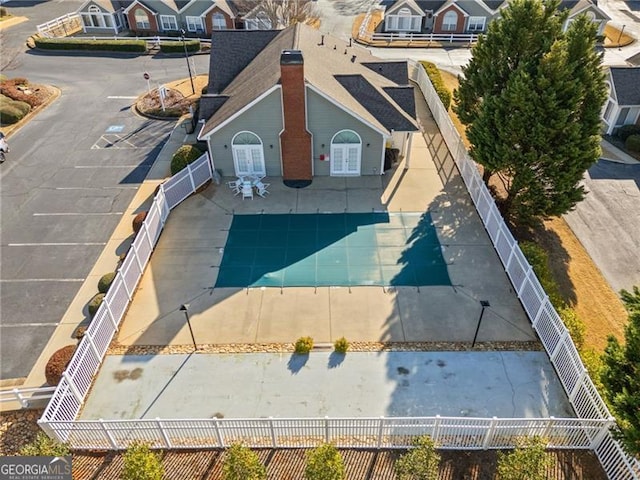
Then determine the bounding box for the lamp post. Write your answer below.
[471,300,490,348]
[179,304,197,351]
[180,29,195,95]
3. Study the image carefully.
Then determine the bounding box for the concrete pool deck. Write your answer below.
[80,351,574,420]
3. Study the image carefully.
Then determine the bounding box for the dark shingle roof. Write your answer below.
[362,62,409,85]
[335,75,418,132]
[610,67,640,106]
[382,87,416,118]
[207,29,281,94]
[198,95,229,121]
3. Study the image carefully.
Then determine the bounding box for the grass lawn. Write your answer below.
[435,67,627,353]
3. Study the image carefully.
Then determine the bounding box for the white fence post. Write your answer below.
[156,418,172,448]
[569,369,587,403]
[13,388,27,408]
[324,416,330,443]
[269,417,277,448]
[482,417,498,449]
[532,296,548,329]
[142,223,154,250]
[61,372,83,404]
[517,266,532,297]
[187,163,196,192]
[213,418,224,447]
[99,419,118,449]
[589,418,615,450]
[433,415,441,443]
[550,330,570,361]
[86,335,102,362]
[377,416,385,448]
[103,301,119,330]
[543,417,555,440]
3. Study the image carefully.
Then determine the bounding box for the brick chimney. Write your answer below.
[279,50,312,182]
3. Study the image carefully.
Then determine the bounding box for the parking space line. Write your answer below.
[33,212,124,216]
[1,323,60,327]
[107,96,138,99]
[55,186,139,190]
[0,278,84,282]
[7,242,106,246]
[74,165,146,168]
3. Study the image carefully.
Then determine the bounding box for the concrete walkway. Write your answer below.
[80,351,573,420]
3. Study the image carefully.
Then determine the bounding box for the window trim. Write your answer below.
[442,11,458,31]
[134,8,150,30]
[186,15,204,32]
[467,16,486,32]
[159,14,178,31]
[330,129,362,176]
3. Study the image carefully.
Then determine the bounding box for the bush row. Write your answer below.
[625,134,640,153]
[294,336,349,354]
[34,37,147,52]
[171,144,204,175]
[159,40,200,53]
[420,61,452,110]
[0,94,31,125]
[615,124,640,141]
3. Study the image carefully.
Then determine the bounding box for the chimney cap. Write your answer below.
[281,49,303,65]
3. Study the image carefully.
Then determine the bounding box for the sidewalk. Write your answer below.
[0,117,194,411]
[600,139,640,165]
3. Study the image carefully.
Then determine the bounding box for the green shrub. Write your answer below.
[45,345,76,386]
[558,306,585,350]
[519,241,563,307]
[20,432,70,456]
[88,292,105,318]
[122,441,164,480]
[616,124,640,141]
[0,104,25,124]
[294,336,314,354]
[222,443,266,480]
[305,443,345,480]
[333,337,349,354]
[170,144,204,175]
[34,37,147,53]
[159,40,200,53]
[395,435,440,480]
[420,61,451,110]
[582,347,606,396]
[496,436,552,480]
[132,211,148,234]
[98,272,116,294]
[625,133,640,153]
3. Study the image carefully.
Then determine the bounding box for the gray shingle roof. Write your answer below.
[201,24,418,137]
[198,95,229,121]
[610,67,640,106]
[362,62,409,85]
[334,75,417,132]
[207,29,281,94]
[382,87,416,118]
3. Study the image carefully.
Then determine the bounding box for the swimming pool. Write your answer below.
[215,212,451,288]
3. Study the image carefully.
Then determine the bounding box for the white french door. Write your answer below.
[331,145,360,175]
[233,146,265,176]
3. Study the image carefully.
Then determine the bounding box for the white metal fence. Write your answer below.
[38,154,212,440]
[36,13,82,38]
[42,416,611,451]
[0,386,56,408]
[409,62,640,479]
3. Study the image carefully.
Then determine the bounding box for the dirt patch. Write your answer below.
[136,74,208,118]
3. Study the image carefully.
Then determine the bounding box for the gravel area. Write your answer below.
[0,409,43,455]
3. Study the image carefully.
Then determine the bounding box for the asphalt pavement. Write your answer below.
[0,1,210,382]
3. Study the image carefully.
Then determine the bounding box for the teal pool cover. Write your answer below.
[215,213,451,288]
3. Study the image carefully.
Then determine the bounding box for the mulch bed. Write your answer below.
[135,87,195,118]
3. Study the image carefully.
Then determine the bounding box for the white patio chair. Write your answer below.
[227,179,242,195]
[241,181,253,200]
[255,181,270,197]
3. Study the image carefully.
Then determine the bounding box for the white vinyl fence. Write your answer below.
[0,386,56,408]
[357,10,480,45]
[409,62,640,479]
[38,154,212,440]
[36,13,82,38]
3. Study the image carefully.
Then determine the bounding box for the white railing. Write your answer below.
[38,154,212,441]
[0,386,56,408]
[36,13,82,38]
[409,62,640,479]
[356,11,479,45]
[44,416,610,451]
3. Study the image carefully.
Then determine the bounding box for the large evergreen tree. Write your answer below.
[601,286,640,457]
[454,0,607,224]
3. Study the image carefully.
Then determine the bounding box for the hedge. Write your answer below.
[34,37,147,53]
[0,101,30,124]
[616,124,640,141]
[420,61,452,110]
[170,144,203,175]
[159,40,200,54]
[625,134,640,153]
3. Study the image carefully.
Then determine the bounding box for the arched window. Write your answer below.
[232,131,265,176]
[442,11,458,31]
[212,13,226,30]
[331,130,361,176]
[134,8,150,30]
